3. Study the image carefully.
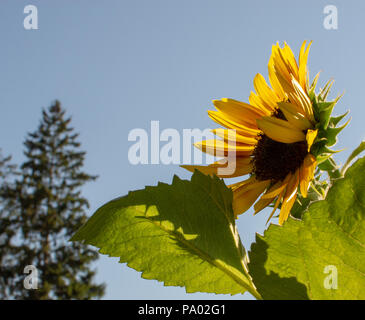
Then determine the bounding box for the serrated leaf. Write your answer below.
[71,171,260,298]
[248,157,365,299]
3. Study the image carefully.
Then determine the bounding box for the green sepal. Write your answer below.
[321,118,350,147]
[318,79,334,101]
[315,153,333,165]
[330,110,349,127]
[308,71,321,101]
[318,99,339,130]
[310,93,320,122]
[317,158,342,179]
[318,157,338,171]
[321,146,343,154]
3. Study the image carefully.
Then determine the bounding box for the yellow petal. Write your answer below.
[211,128,258,145]
[299,154,316,197]
[266,188,285,224]
[282,42,299,78]
[278,170,299,225]
[233,179,270,198]
[256,116,306,143]
[208,110,260,136]
[275,69,296,96]
[228,175,256,191]
[278,100,303,115]
[248,91,274,114]
[221,98,266,116]
[180,157,253,178]
[278,102,312,130]
[212,99,264,128]
[194,139,254,157]
[299,168,309,198]
[272,42,299,85]
[260,180,288,199]
[306,129,318,151]
[268,63,286,100]
[253,74,279,111]
[289,77,314,122]
[260,175,291,220]
[270,42,301,91]
[271,44,292,84]
[298,40,312,90]
[254,196,274,215]
[233,179,270,217]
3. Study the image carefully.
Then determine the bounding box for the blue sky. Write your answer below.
[1,0,364,299]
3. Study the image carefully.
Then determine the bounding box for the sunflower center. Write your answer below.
[252,110,308,182]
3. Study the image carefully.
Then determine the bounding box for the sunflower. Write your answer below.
[182,41,346,225]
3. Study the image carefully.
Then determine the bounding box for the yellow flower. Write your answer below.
[182,41,320,225]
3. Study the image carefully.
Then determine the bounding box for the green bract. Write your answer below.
[308,77,349,163]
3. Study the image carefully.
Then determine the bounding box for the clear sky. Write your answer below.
[0,0,363,299]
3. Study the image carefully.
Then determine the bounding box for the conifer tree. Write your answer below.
[0,151,19,298]
[0,101,105,299]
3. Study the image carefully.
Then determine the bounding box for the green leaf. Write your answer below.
[248,157,365,300]
[248,236,310,300]
[71,171,260,298]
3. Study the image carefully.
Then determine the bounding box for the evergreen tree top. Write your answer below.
[0,101,105,300]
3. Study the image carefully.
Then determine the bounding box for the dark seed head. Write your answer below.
[252,109,308,182]
[252,135,307,181]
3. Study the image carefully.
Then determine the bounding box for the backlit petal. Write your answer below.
[298,40,312,90]
[208,111,260,136]
[256,116,306,143]
[306,129,318,151]
[278,170,300,225]
[194,139,254,157]
[180,157,253,178]
[211,128,258,145]
[233,179,270,217]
